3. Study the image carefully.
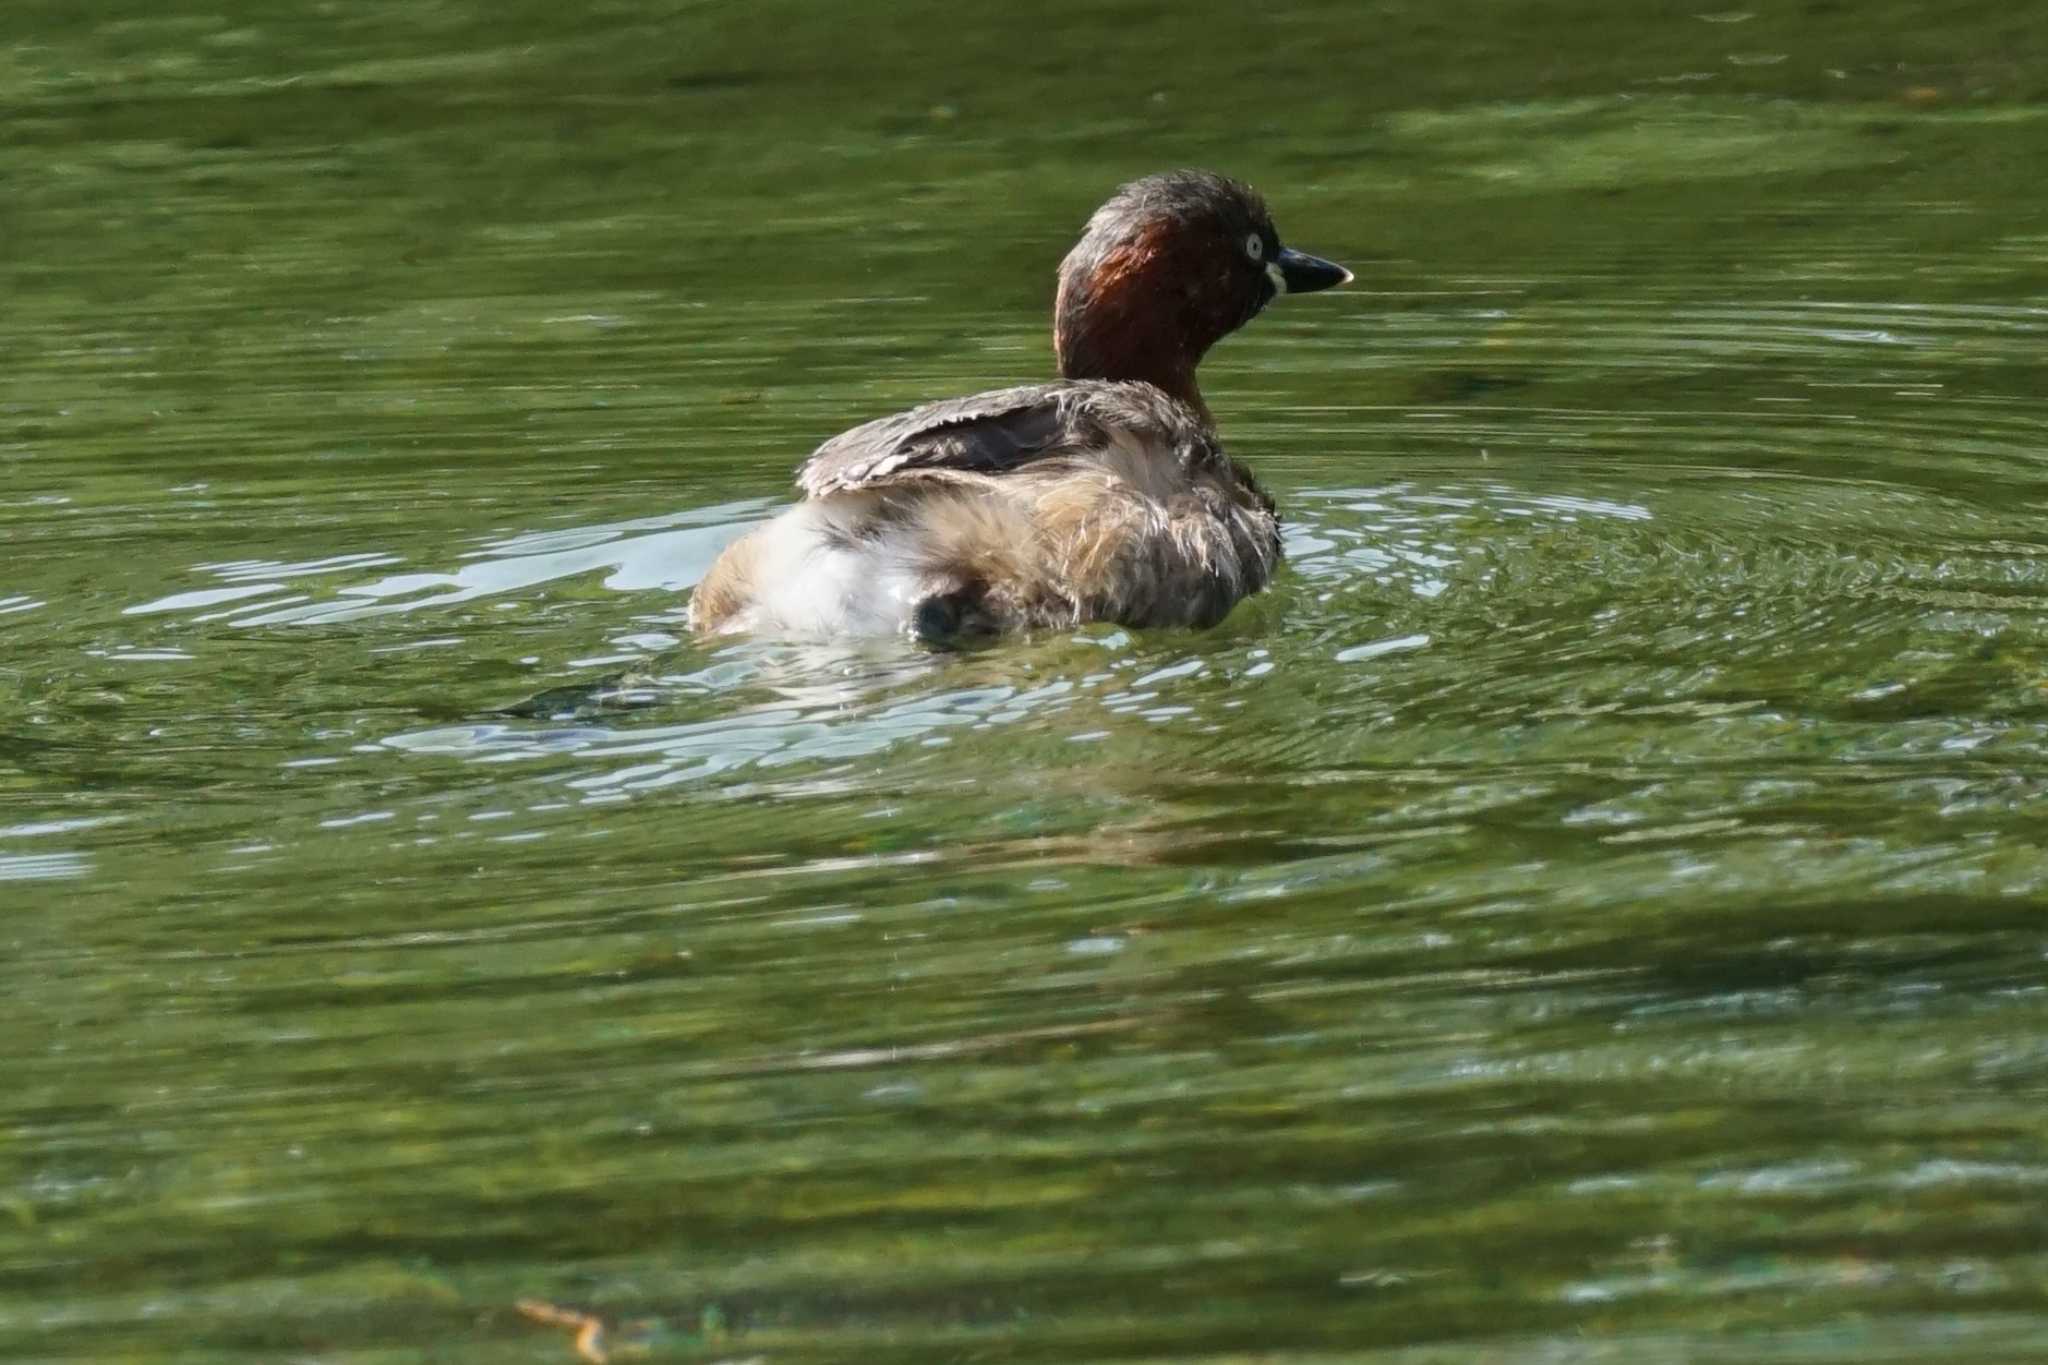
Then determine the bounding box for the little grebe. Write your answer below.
[688,170,1350,640]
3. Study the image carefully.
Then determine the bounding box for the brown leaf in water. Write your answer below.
[516,1299,609,1364]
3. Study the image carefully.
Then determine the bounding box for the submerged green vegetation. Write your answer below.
[4,2,2048,1360]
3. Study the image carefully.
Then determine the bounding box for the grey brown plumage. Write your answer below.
[796,381,1213,498]
[687,170,1349,641]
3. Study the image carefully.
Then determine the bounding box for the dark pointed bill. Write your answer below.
[1269,247,1352,296]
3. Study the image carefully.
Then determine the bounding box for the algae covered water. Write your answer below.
[5,2,2048,1360]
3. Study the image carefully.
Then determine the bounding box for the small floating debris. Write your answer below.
[516,1299,614,1363]
[516,1298,744,1362]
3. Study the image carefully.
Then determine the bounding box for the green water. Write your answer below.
[7,2,2048,1360]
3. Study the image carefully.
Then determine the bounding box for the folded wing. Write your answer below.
[795,380,1210,498]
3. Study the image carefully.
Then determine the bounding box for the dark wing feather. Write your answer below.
[795,380,1215,498]
[795,383,1077,497]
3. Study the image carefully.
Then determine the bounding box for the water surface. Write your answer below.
[5,3,2048,1360]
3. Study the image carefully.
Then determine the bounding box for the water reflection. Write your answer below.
[93,462,2045,840]
[124,502,763,627]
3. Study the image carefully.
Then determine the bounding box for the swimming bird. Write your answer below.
[688,170,1351,641]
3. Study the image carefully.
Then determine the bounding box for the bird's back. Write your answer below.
[690,380,1278,640]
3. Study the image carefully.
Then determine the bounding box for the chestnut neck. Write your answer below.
[1052,237,1224,428]
[1055,305,1208,424]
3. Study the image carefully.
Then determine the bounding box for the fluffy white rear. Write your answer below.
[724,499,927,637]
